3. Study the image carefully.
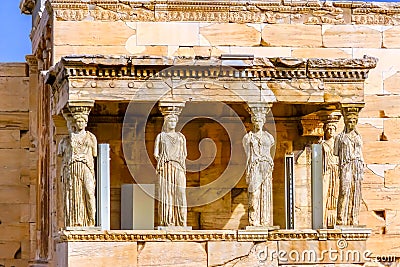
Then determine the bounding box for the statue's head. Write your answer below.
[324,122,337,139]
[73,114,88,131]
[251,113,265,131]
[162,114,178,131]
[343,113,358,132]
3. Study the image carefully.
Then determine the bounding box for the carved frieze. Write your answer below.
[58,229,371,242]
[38,0,400,25]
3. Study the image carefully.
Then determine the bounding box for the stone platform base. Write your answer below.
[56,229,372,267]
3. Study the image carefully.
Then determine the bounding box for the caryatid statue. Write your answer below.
[154,102,187,227]
[334,104,364,226]
[320,112,341,228]
[58,103,97,227]
[242,104,275,227]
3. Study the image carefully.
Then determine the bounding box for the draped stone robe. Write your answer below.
[58,130,97,227]
[321,138,339,228]
[155,131,187,226]
[242,131,274,226]
[334,130,364,226]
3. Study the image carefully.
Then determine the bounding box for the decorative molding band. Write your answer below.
[58,229,372,242]
[39,0,400,25]
[47,56,378,86]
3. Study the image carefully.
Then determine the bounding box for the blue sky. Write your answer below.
[0,0,31,62]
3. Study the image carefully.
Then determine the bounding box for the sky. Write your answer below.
[0,0,31,62]
[0,0,398,62]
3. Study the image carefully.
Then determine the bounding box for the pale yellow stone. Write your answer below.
[323,25,382,48]
[384,118,400,141]
[363,187,400,211]
[230,241,278,267]
[0,204,24,223]
[0,259,29,267]
[54,45,128,62]
[383,26,400,48]
[230,47,292,57]
[173,47,196,57]
[291,48,352,58]
[60,242,138,267]
[262,25,322,47]
[137,22,199,46]
[137,242,206,266]
[360,95,400,118]
[267,80,324,103]
[207,241,253,266]
[358,118,384,143]
[0,242,21,259]
[366,234,400,256]
[54,21,136,46]
[383,71,400,95]
[0,186,29,204]
[200,212,245,230]
[384,165,400,188]
[385,210,400,234]
[125,42,168,56]
[359,210,385,234]
[363,168,384,187]
[0,77,28,112]
[353,48,400,95]
[0,130,20,149]
[200,23,261,46]
[0,63,27,77]
[191,191,231,213]
[0,223,29,241]
[0,149,23,186]
[363,141,400,164]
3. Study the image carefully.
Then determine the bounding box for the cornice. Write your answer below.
[46,0,400,25]
[58,229,371,242]
[46,55,378,85]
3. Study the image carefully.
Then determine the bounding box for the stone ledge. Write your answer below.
[58,228,371,242]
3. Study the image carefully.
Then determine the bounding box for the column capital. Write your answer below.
[66,100,95,117]
[340,103,365,119]
[246,102,273,118]
[158,101,185,116]
[318,110,342,125]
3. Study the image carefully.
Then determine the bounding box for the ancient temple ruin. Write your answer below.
[0,0,400,266]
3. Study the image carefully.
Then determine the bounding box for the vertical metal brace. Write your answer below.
[312,144,323,229]
[285,153,295,229]
[97,144,110,230]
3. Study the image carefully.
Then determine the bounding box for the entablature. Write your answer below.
[46,55,377,115]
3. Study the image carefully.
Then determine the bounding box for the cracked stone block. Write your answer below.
[137,242,206,266]
[57,242,137,267]
[207,241,254,266]
[231,241,278,267]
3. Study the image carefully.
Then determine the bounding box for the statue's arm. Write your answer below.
[154,134,161,160]
[91,133,98,157]
[242,133,250,158]
[181,133,187,159]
